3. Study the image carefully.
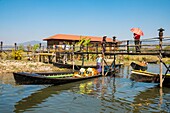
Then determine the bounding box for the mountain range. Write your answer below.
[19,40,46,46]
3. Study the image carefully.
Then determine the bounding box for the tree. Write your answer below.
[76,36,91,47]
[33,44,40,52]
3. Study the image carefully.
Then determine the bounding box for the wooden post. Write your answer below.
[102,36,107,76]
[14,43,17,50]
[159,88,163,106]
[81,53,84,67]
[43,55,45,62]
[54,44,57,62]
[0,41,3,52]
[158,28,164,88]
[0,41,2,59]
[55,52,58,62]
[96,43,98,53]
[48,55,50,63]
[109,43,112,58]
[113,54,116,74]
[127,40,129,53]
[109,43,112,52]
[86,44,89,60]
[72,44,75,72]
[113,36,116,42]
[39,43,41,52]
[39,55,41,62]
[113,36,116,52]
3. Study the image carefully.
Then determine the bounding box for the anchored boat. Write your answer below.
[13,71,102,85]
[130,62,148,71]
[53,62,122,70]
[131,70,170,86]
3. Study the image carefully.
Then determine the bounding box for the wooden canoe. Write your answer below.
[13,71,102,85]
[131,70,170,86]
[53,62,96,70]
[130,62,147,71]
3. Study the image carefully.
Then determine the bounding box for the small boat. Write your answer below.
[131,70,170,86]
[130,62,147,71]
[146,60,158,64]
[13,71,102,85]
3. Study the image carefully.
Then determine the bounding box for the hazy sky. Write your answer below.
[0,0,170,44]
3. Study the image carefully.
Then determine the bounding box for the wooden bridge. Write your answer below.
[0,28,170,87]
[39,29,170,87]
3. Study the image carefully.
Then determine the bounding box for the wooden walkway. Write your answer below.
[1,28,170,87]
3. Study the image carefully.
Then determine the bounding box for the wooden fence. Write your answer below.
[1,36,170,55]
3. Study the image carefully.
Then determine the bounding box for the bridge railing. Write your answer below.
[1,37,170,54]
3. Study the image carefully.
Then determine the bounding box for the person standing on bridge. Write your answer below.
[131,28,144,53]
[133,33,141,52]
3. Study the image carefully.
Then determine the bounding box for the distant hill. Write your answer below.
[19,40,46,46]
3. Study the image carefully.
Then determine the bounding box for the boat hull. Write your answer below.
[53,62,97,70]
[13,71,102,85]
[130,62,147,71]
[131,70,170,86]
[53,62,122,70]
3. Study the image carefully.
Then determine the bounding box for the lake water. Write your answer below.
[0,64,170,113]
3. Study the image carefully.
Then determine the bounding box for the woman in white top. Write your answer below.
[96,55,102,73]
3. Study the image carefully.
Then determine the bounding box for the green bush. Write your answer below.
[12,49,23,60]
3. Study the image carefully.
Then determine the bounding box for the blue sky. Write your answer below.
[0,0,170,44]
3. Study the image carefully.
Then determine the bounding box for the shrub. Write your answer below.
[12,49,23,60]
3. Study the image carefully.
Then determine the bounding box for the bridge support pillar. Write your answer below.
[158,28,164,88]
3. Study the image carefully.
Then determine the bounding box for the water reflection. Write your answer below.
[13,76,119,113]
[0,73,15,85]
[14,79,92,112]
[1,65,170,113]
[131,86,170,112]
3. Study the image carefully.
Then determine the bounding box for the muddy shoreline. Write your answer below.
[0,60,70,75]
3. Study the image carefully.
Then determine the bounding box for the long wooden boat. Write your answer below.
[53,62,96,70]
[130,62,147,71]
[13,71,102,85]
[146,60,158,64]
[53,62,122,70]
[131,70,170,86]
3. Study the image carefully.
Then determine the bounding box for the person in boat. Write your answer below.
[140,59,148,66]
[96,55,102,73]
[73,68,85,77]
[133,33,141,52]
[86,68,99,76]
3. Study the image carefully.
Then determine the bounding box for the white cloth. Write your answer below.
[96,57,102,63]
